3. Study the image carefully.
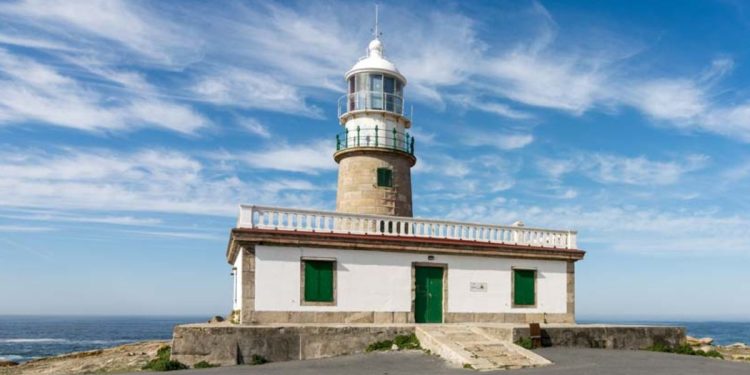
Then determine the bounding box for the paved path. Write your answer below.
[416,324,549,370]
[138,348,750,375]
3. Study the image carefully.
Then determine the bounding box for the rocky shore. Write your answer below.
[686,336,750,362]
[1,333,748,375]
[0,340,168,375]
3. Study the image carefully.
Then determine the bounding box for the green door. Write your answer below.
[415,266,443,323]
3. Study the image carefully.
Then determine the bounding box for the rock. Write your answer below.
[6,340,167,375]
[391,344,399,351]
[726,342,747,349]
[0,360,19,367]
[208,315,225,324]
[686,336,700,346]
[699,345,714,353]
[698,337,714,345]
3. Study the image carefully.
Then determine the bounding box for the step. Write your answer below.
[415,325,551,371]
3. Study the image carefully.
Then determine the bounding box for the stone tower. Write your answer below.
[334,35,415,217]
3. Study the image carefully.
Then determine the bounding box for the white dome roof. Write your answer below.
[345,38,406,84]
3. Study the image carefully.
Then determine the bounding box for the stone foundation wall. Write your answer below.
[171,324,414,366]
[444,312,574,324]
[511,325,686,350]
[243,311,574,325]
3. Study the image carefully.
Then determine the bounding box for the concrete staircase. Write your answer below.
[415,325,551,371]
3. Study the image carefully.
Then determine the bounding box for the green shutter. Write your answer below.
[377,168,393,187]
[304,260,334,302]
[513,269,536,306]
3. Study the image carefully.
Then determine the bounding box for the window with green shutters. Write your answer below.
[513,269,536,306]
[303,260,334,303]
[377,168,393,187]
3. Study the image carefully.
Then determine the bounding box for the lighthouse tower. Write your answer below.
[334,28,415,217]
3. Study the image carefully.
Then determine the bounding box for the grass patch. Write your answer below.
[515,337,533,350]
[193,361,219,369]
[646,343,724,359]
[394,334,421,350]
[463,363,474,369]
[250,354,268,365]
[367,334,421,352]
[142,346,189,371]
[366,340,394,352]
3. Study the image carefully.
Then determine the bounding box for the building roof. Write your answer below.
[345,38,407,83]
[226,228,585,265]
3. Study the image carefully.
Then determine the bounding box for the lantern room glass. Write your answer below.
[346,73,405,115]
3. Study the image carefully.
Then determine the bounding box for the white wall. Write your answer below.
[253,246,568,314]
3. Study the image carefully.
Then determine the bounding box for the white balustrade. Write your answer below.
[236,205,578,250]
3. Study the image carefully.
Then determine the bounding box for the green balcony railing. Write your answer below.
[335,126,415,155]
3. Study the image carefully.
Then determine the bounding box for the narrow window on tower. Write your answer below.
[377,168,393,188]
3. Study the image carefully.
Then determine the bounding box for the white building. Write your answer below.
[227,33,584,325]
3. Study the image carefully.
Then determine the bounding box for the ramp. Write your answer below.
[415,325,551,371]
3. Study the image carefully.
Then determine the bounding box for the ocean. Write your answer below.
[0,315,206,363]
[1,316,749,363]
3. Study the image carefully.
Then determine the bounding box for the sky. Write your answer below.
[0,0,749,320]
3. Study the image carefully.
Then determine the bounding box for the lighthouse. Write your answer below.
[334,30,415,217]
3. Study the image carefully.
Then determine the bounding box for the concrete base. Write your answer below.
[171,323,685,367]
[510,324,687,349]
[171,323,413,366]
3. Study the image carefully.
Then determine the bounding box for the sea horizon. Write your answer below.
[1,315,749,363]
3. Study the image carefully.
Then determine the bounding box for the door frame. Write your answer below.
[411,262,448,323]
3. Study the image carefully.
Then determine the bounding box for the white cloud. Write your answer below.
[537,153,708,186]
[463,131,534,150]
[481,52,606,114]
[4,0,750,145]
[0,147,329,215]
[0,209,160,226]
[191,68,322,117]
[0,48,208,134]
[441,201,750,254]
[586,154,708,185]
[0,0,200,66]
[237,140,336,174]
[536,157,578,180]
[0,225,55,232]
[625,79,707,122]
[416,153,516,195]
[237,117,271,139]
[119,230,223,241]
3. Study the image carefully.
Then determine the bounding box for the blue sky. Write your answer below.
[1,0,749,320]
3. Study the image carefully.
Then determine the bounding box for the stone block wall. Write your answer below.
[335,150,414,217]
[511,325,686,350]
[171,324,414,366]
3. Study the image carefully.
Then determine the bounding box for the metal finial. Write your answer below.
[372,4,382,39]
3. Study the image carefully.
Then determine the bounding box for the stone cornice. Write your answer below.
[226,228,585,264]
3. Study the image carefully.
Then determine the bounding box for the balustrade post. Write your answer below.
[345,128,349,148]
[567,231,577,249]
[357,126,360,147]
[336,134,340,151]
[375,125,379,147]
[392,128,397,149]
